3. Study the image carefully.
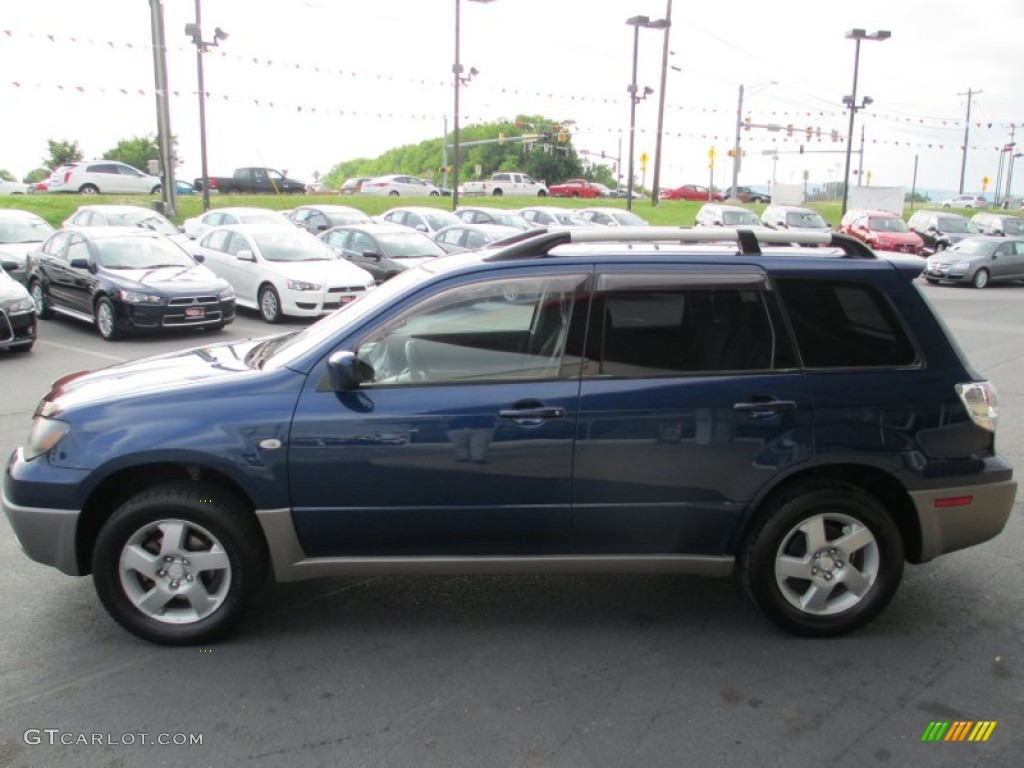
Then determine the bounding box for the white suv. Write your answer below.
[44,161,161,195]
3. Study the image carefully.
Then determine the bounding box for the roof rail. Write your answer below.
[483,226,878,261]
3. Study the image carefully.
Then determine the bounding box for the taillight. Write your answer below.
[957,381,998,432]
[209,179,219,189]
[63,171,72,182]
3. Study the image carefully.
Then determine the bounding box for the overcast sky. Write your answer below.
[2,0,1022,196]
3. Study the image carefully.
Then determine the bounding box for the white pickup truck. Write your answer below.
[459,172,548,197]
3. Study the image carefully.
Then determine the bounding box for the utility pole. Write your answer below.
[730,84,744,199]
[1002,125,1016,206]
[148,0,177,218]
[649,0,672,206]
[957,87,981,194]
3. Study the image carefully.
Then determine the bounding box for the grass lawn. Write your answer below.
[0,192,954,230]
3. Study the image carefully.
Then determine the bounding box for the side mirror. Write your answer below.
[69,256,89,269]
[316,224,328,231]
[327,350,360,391]
[178,225,186,233]
[236,249,256,262]
[192,252,205,263]
[416,224,428,232]
[1,259,18,272]
[776,221,786,228]
[362,251,382,261]
[926,225,937,233]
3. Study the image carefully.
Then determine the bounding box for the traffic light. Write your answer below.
[815,127,821,140]
[786,124,794,137]
[806,126,813,141]
[831,129,840,142]
[558,130,567,143]
[744,116,752,131]
[726,148,737,158]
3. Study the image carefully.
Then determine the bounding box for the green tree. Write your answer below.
[23,168,51,184]
[0,169,14,182]
[42,139,84,170]
[103,135,162,173]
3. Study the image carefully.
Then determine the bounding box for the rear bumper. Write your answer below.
[910,479,1018,562]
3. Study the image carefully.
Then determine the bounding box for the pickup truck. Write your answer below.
[458,172,547,197]
[193,167,307,195]
[547,179,604,199]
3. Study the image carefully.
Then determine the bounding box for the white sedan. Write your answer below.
[361,175,441,197]
[193,224,375,323]
[182,206,292,240]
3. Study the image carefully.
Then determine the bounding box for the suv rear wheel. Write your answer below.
[742,481,904,636]
[92,482,267,645]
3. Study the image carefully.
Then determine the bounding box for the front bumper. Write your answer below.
[2,490,82,575]
[115,298,235,333]
[286,286,368,316]
[0,308,35,349]
[910,479,1018,562]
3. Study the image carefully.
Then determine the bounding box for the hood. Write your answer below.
[870,231,922,246]
[105,263,228,294]
[39,338,267,415]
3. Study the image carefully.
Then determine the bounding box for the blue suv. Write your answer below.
[3,228,1016,644]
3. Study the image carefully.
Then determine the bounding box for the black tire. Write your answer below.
[925,277,940,284]
[94,296,122,341]
[741,481,904,637]
[972,268,990,289]
[388,190,400,197]
[571,192,579,198]
[151,185,161,195]
[258,284,283,323]
[91,481,268,645]
[492,189,504,197]
[79,184,99,195]
[537,190,547,197]
[429,190,440,197]
[29,280,53,319]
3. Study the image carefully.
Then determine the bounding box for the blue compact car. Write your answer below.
[2,227,1016,644]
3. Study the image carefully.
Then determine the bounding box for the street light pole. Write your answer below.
[649,0,672,206]
[730,84,744,199]
[186,0,228,213]
[625,18,644,212]
[841,28,889,216]
[148,0,176,218]
[451,0,495,212]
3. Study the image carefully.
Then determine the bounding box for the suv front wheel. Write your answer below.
[742,481,904,636]
[92,482,268,645]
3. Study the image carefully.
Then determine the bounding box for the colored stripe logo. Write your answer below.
[921,721,997,742]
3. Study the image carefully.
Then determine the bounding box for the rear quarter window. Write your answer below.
[776,278,918,368]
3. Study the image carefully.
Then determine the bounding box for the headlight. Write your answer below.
[287,280,322,291]
[4,297,34,314]
[116,289,164,305]
[24,417,71,461]
[218,286,235,300]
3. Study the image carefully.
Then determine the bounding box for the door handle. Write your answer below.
[733,400,797,419]
[498,406,566,426]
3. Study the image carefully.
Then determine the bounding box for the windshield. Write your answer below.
[787,211,828,228]
[95,237,195,269]
[376,233,446,259]
[948,239,997,257]
[1002,219,1024,235]
[108,213,179,236]
[722,210,761,226]
[253,232,334,262]
[326,212,371,227]
[867,217,909,233]
[553,212,592,226]
[240,213,287,226]
[423,212,460,230]
[491,213,531,230]
[612,212,650,226]
[937,216,975,234]
[0,218,55,243]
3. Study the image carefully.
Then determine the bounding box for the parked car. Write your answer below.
[62,204,191,250]
[193,167,307,195]
[970,212,1024,237]
[0,261,36,351]
[26,227,234,340]
[659,184,724,202]
[454,207,532,230]
[761,205,831,235]
[182,207,291,240]
[320,223,447,283]
[0,180,31,195]
[942,194,988,210]
[193,224,375,323]
[547,179,604,199]
[723,186,770,203]
[694,204,768,229]
[906,210,978,254]
[0,210,55,285]
[433,223,520,253]
[284,205,373,235]
[42,161,162,195]
[840,211,924,255]
[379,206,461,236]
[579,208,650,227]
[924,236,1024,288]
[4,226,1015,645]
[340,177,372,195]
[519,207,595,228]
[361,175,441,197]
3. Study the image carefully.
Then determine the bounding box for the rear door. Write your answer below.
[572,266,812,556]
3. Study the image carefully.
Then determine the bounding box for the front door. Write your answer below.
[288,268,590,557]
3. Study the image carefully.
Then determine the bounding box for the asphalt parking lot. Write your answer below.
[1,288,1022,767]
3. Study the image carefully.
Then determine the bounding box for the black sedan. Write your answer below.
[320,223,446,283]
[0,259,36,352]
[27,227,235,341]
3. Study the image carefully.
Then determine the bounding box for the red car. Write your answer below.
[547,179,603,199]
[659,184,724,202]
[840,210,924,255]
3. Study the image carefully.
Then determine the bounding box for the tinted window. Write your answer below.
[777,279,917,368]
[589,280,778,376]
